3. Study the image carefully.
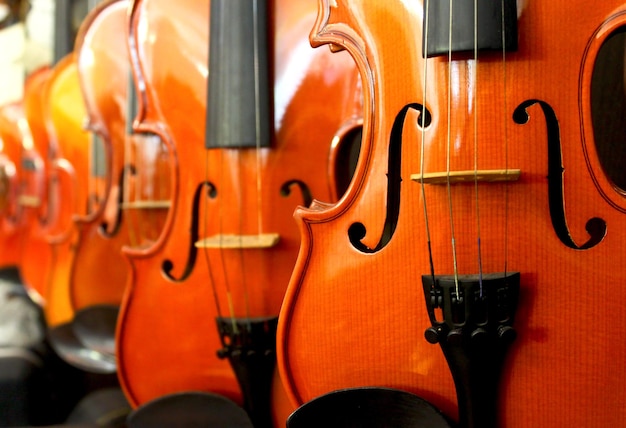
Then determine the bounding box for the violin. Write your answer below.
[0,113,18,220]
[37,53,92,325]
[0,66,54,308]
[115,0,361,426]
[0,101,28,270]
[0,2,92,323]
[18,66,57,309]
[277,1,626,426]
[70,0,169,314]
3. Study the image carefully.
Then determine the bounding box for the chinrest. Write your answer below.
[72,304,119,356]
[64,387,130,427]
[126,391,254,428]
[46,322,116,374]
[287,387,454,428]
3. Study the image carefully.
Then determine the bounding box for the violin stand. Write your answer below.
[216,316,278,428]
[422,272,520,428]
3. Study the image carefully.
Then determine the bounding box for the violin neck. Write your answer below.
[206,0,271,149]
[423,0,518,58]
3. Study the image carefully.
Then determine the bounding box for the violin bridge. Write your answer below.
[120,200,171,209]
[195,233,280,249]
[410,169,521,185]
[17,195,41,207]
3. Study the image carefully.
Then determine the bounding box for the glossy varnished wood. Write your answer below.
[71,0,169,316]
[277,1,626,426]
[40,54,91,325]
[115,0,361,426]
[0,102,29,270]
[19,67,57,309]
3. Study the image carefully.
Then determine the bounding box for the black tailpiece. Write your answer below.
[422,272,520,428]
[216,316,278,428]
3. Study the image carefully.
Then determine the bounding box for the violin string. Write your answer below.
[96,135,103,216]
[473,0,484,298]
[141,140,151,243]
[215,0,238,333]
[218,148,238,332]
[150,138,159,240]
[501,0,510,278]
[161,140,169,203]
[99,135,105,216]
[420,0,437,286]
[242,0,265,327]
[138,137,148,243]
[129,137,139,247]
[446,0,461,300]
[143,137,150,240]
[87,134,92,212]
[88,133,95,213]
[201,148,224,322]
[254,0,264,239]
[233,0,263,330]
[136,137,145,243]
[123,73,138,248]
[237,150,251,326]
[125,70,144,246]
[153,138,164,240]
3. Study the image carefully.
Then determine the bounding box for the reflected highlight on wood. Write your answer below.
[38,54,91,325]
[115,1,362,427]
[0,102,29,271]
[277,1,626,427]
[71,0,170,316]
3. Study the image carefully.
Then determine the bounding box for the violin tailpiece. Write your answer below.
[421,272,520,428]
[215,316,278,428]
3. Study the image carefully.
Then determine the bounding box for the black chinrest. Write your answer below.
[72,304,119,356]
[126,391,254,428]
[65,387,130,427]
[46,322,116,374]
[287,387,454,428]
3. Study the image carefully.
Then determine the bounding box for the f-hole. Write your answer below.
[513,99,606,249]
[280,180,313,208]
[99,163,130,238]
[39,171,55,228]
[162,181,217,282]
[349,103,431,254]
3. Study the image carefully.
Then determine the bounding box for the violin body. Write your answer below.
[19,67,55,307]
[277,1,626,426]
[116,0,239,408]
[0,112,19,219]
[116,0,361,425]
[71,0,165,313]
[38,54,92,325]
[0,102,28,270]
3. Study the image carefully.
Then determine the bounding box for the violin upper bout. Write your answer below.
[292,199,336,230]
[310,0,363,54]
[308,199,334,212]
